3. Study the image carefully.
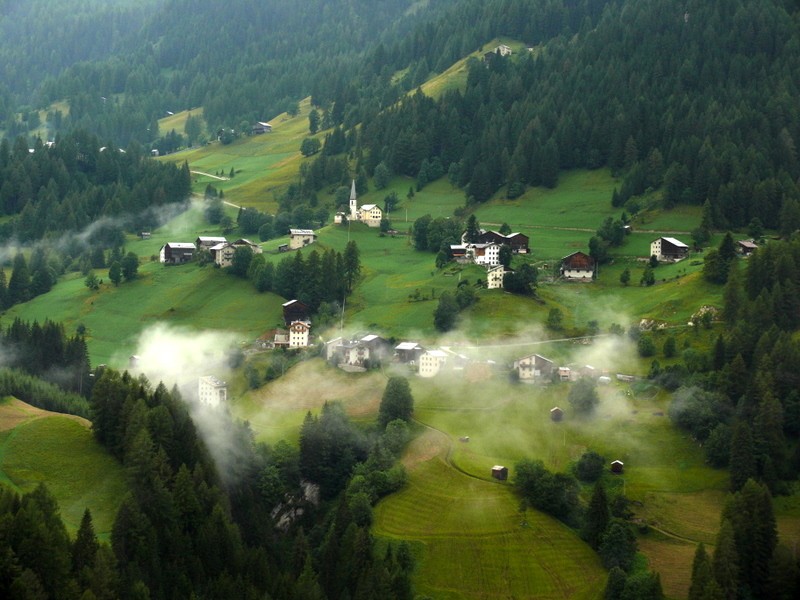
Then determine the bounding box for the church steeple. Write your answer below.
[349,179,358,220]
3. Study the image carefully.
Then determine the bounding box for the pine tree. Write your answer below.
[688,543,712,600]
[583,481,610,549]
[724,479,777,599]
[728,421,756,492]
[7,252,31,305]
[72,508,99,577]
[378,377,414,428]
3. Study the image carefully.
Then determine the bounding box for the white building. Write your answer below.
[348,179,383,227]
[198,376,227,407]
[473,243,501,267]
[486,265,510,289]
[513,354,555,382]
[213,238,262,268]
[650,237,689,261]
[288,321,311,348]
[289,229,317,250]
[419,350,449,378]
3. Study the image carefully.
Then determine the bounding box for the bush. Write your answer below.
[575,450,605,482]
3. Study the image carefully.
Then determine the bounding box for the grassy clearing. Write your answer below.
[0,398,127,540]
[157,107,204,137]
[374,427,606,600]
[3,260,284,367]
[637,534,697,599]
[235,358,388,445]
[161,98,318,211]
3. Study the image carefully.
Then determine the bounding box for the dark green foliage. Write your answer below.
[567,378,599,415]
[299,402,368,499]
[108,261,121,286]
[121,252,139,281]
[604,566,627,600]
[378,377,414,428]
[712,519,739,600]
[668,387,732,443]
[729,421,757,492]
[704,424,731,468]
[688,543,712,600]
[513,459,580,524]
[619,268,630,286]
[723,479,777,599]
[575,450,605,483]
[503,264,537,295]
[598,520,637,572]
[583,482,610,550]
[433,291,459,332]
[546,308,563,330]
[637,334,656,357]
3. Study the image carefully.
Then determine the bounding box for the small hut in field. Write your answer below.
[491,465,508,481]
[610,460,624,474]
[550,406,564,422]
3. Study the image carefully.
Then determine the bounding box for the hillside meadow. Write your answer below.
[0,397,127,540]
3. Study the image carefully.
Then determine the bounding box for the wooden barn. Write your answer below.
[491,465,509,481]
[550,406,564,422]
[610,460,624,474]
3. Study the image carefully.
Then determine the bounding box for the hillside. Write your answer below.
[0,397,128,539]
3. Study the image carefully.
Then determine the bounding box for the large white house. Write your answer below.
[650,237,689,261]
[288,321,311,348]
[289,229,317,250]
[513,354,555,382]
[213,238,262,267]
[419,350,449,378]
[198,375,227,407]
[487,265,510,289]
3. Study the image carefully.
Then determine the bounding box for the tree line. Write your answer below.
[0,130,191,242]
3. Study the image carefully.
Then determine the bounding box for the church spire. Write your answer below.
[349,179,358,220]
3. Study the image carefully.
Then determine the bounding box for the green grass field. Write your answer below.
[0,398,128,540]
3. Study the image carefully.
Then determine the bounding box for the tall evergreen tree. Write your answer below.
[7,253,30,305]
[729,421,756,492]
[583,481,610,550]
[378,377,414,428]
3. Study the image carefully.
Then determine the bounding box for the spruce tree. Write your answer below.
[7,252,31,305]
[583,481,610,549]
[728,421,756,492]
[378,377,414,428]
[712,519,739,600]
[688,543,712,600]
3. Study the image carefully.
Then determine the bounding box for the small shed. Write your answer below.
[550,406,564,422]
[278,243,289,252]
[610,460,624,474]
[598,376,612,385]
[491,465,509,481]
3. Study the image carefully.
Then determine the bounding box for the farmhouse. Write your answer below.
[650,237,689,261]
[213,238,263,268]
[282,299,310,326]
[288,320,311,348]
[195,236,227,249]
[326,334,389,369]
[251,121,272,134]
[486,265,511,289]
[473,243,501,267]
[419,350,449,378]
[395,342,425,364]
[737,239,758,255]
[513,353,555,382]
[159,242,195,264]
[198,376,227,407]
[289,229,317,250]
[334,212,347,224]
[473,230,529,254]
[560,251,595,280]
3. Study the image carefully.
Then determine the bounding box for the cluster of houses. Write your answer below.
[451,228,530,289]
[160,236,262,267]
[512,353,613,384]
[334,180,383,227]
